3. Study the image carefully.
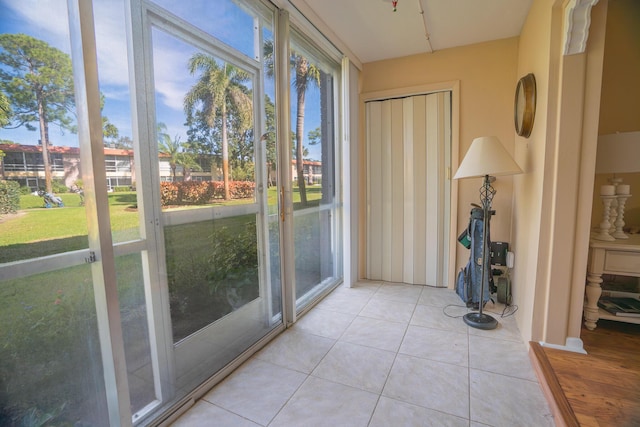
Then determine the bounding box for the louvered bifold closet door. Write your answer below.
[366,92,450,286]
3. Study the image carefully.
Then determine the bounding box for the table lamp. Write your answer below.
[454,136,522,330]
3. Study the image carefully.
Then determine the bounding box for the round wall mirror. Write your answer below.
[514,73,536,138]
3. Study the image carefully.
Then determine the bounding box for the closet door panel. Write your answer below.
[402,97,415,284]
[367,102,383,280]
[412,95,428,285]
[381,101,393,281]
[365,92,450,286]
[390,98,405,283]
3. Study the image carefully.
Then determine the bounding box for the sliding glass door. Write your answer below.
[127,0,284,417]
[0,0,343,424]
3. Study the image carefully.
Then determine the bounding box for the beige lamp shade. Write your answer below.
[454,136,523,179]
[595,132,640,174]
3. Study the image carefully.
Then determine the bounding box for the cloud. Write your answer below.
[1,0,129,87]
[93,1,130,87]
[1,0,71,51]
[150,32,198,112]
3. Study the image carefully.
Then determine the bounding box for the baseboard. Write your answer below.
[539,337,587,354]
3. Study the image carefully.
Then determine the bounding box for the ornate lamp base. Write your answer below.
[463,312,498,330]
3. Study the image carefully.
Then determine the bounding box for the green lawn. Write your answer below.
[0,185,323,264]
[0,184,324,424]
[0,192,139,263]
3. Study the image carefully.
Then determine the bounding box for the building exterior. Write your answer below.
[0,144,136,191]
[0,143,323,190]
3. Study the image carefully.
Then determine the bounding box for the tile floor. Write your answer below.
[172,281,554,427]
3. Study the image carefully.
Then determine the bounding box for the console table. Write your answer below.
[584,233,640,330]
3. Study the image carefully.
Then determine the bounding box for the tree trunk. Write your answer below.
[222,101,230,200]
[38,98,52,193]
[296,83,307,206]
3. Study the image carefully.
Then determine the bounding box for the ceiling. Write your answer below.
[294,0,533,64]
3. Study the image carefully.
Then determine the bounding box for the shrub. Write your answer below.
[229,181,255,199]
[160,182,180,206]
[159,181,255,206]
[211,181,225,199]
[113,186,130,192]
[19,185,32,195]
[180,181,214,204]
[231,162,254,181]
[0,180,20,215]
[166,220,260,340]
[51,180,67,194]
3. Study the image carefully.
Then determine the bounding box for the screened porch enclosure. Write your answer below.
[0,0,344,425]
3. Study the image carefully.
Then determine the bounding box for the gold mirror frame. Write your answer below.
[514,73,536,138]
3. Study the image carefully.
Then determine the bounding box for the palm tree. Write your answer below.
[263,40,320,205]
[158,132,182,182]
[157,124,202,182]
[292,55,320,205]
[184,54,252,200]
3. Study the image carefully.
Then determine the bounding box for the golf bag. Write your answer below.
[37,190,64,208]
[456,206,493,307]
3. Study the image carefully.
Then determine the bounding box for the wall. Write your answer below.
[513,0,609,345]
[360,37,519,279]
[598,0,640,135]
[506,0,555,343]
[591,0,640,230]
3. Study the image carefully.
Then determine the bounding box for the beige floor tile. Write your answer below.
[374,282,424,304]
[293,307,356,339]
[202,359,306,425]
[340,316,408,352]
[369,396,469,427]
[467,306,522,342]
[470,369,554,427]
[315,287,372,315]
[418,286,464,307]
[311,341,395,393]
[400,324,469,367]
[171,401,260,426]
[269,376,378,427]
[254,329,335,374]
[468,335,537,381]
[383,354,469,419]
[410,303,469,333]
[360,297,416,323]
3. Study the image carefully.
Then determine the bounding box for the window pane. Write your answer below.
[152,28,256,209]
[94,0,140,243]
[0,0,140,260]
[0,0,88,262]
[289,28,342,310]
[150,0,258,59]
[116,254,156,417]
[0,265,109,425]
[164,216,260,341]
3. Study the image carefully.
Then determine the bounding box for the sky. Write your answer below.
[0,0,324,160]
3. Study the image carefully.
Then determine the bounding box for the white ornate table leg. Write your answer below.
[584,273,603,330]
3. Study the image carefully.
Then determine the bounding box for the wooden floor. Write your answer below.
[530,320,640,427]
